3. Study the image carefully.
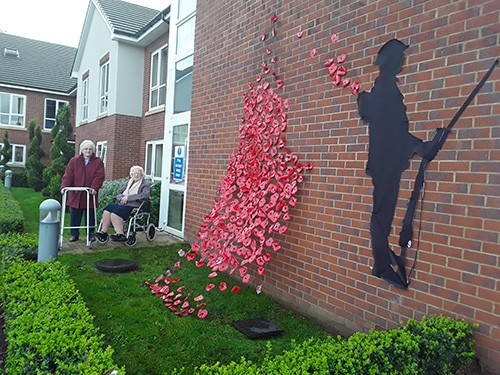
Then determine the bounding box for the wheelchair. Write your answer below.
[95,200,156,247]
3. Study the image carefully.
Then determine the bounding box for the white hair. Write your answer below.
[129,165,145,177]
[79,140,96,154]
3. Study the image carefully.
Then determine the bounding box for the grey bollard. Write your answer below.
[4,169,12,190]
[38,199,61,262]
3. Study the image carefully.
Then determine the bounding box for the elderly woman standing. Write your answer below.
[61,140,105,242]
[95,166,150,242]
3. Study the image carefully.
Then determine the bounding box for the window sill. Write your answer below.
[0,124,26,130]
[96,113,108,120]
[145,105,165,117]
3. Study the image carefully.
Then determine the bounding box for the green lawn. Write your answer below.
[59,244,333,375]
[10,187,45,234]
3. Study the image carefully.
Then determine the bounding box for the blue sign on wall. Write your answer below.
[173,146,185,181]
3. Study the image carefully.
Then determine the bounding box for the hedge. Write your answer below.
[0,184,24,234]
[0,260,124,374]
[193,315,477,375]
[0,232,38,271]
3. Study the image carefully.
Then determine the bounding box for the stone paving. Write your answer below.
[58,229,181,254]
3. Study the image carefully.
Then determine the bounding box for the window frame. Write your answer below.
[82,77,89,121]
[0,92,26,128]
[150,45,168,110]
[96,140,107,166]
[1,143,26,165]
[145,140,163,181]
[99,61,110,114]
[44,98,69,131]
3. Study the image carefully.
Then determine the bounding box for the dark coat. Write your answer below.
[61,154,105,209]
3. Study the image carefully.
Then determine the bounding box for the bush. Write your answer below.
[11,169,28,187]
[0,232,38,269]
[0,260,125,374]
[193,316,477,375]
[0,184,24,234]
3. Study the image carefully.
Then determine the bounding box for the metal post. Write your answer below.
[4,169,12,190]
[38,199,61,262]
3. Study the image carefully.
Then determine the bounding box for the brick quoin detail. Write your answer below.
[188,0,500,372]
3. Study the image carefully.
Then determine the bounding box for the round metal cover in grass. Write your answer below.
[95,258,138,273]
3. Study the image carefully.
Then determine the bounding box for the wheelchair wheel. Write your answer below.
[125,234,137,247]
[146,223,156,242]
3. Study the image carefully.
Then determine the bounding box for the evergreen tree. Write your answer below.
[0,131,12,178]
[42,104,74,199]
[26,119,46,191]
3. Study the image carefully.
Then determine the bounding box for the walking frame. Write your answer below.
[59,187,97,249]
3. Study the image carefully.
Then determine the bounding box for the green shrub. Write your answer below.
[11,169,28,187]
[1,260,124,374]
[0,232,38,270]
[193,316,476,375]
[0,184,24,234]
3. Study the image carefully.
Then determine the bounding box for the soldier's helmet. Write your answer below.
[375,39,408,73]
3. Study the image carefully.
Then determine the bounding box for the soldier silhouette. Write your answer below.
[357,39,437,289]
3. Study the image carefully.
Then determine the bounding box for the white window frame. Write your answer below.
[99,62,109,114]
[150,45,168,109]
[96,141,107,166]
[145,140,163,180]
[1,143,26,165]
[82,77,89,121]
[44,99,68,131]
[0,92,25,127]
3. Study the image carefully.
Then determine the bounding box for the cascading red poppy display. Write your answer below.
[147,13,360,318]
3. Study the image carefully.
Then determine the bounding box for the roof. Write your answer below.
[95,0,161,38]
[0,33,77,94]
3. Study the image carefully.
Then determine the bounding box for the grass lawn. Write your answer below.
[59,243,333,375]
[10,187,46,234]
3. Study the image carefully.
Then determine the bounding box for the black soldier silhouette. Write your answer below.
[357,39,438,289]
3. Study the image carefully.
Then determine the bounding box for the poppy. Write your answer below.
[174,261,181,269]
[337,54,346,63]
[195,258,205,267]
[328,64,338,76]
[272,28,276,37]
[276,80,283,88]
[256,75,262,82]
[261,34,266,41]
[271,56,277,63]
[205,283,215,291]
[310,49,317,58]
[351,81,360,95]
[178,249,186,257]
[296,30,304,38]
[187,252,197,261]
[258,267,265,275]
[331,33,339,43]
[342,78,351,88]
[194,295,204,302]
[155,275,164,283]
[208,271,218,278]
[324,58,334,67]
[231,285,241,293]
[219,282,227,291]
[332,74,340,85]
[266,48,272,55]
[271,14,278,23]
[191,242,200,252]
[336,66,347,76]
[171,277,180,283]
[198,309,209,319]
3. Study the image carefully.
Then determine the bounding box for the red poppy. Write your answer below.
[331,33,339,43]
[271,56,277,63]
[198,309,209,319]
[208,271,218,278]
[194,294,204,302]
[257,267,265,275]
[324,58,334,67]
[266,48,272,55]
[219,282,227,291]
[205,283,215,291]
[271,14,278,23]
[178,249,186,257]
[332,74,341,85]
[171,277,180,283]
[296,30,304,38]
[342,78,351,88]
[195,258,205,267]
[336,66,347,76]
[261,34,266,41]
[328,64,337,76]
[155,275,163,283]
[310,49,317,58]
[276,80,283,88]
[242,274,250,284]
[191,242,200,252]
[187,252,196,261]
[351,81,360,95]
[174,261,181,269]
[231,285,241,293]
[337,54,346,63]
[256,75,262,82]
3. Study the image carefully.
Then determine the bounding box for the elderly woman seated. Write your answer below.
[95,166,150,242]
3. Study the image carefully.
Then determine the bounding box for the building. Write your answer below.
[186,0,500,373]
[0,33,76,169]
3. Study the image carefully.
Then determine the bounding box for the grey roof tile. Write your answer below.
[96,0,160,37]
[0,33,77,94]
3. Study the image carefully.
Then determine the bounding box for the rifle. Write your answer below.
[398,58,499,279]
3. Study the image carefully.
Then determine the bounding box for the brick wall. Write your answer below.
[0,86,75,166]
[188,0,500,372]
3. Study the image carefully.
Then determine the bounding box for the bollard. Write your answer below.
[38,199,61,262]
[4,169,12,190]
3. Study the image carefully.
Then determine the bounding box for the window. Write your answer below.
[82,77,89,121]
[1,143,25,165]
[96,141,107,166]
[176,16,195,56]
[150,46,168,109]
[145,140,163,180]
[174,55,193,113]
[44,99,68,130]
[0,93,25,127]
[99,62,109,114]
[178,0,196,19]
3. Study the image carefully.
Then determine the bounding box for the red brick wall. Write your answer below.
[188,0,500,372]
[76,114,141,180]
[0,86,75,166]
